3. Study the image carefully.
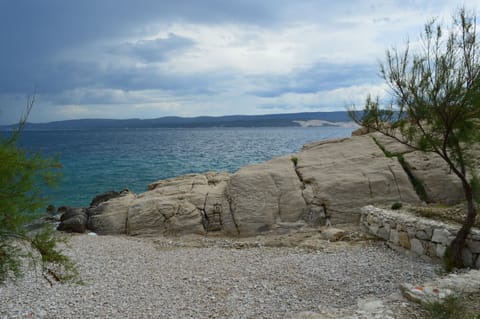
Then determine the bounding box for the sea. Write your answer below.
[17,126,355,209]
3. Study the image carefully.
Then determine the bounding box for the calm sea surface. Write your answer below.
[18,127,354,208]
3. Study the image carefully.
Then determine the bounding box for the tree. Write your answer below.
[350,8,480,269]
[0,95,80,285]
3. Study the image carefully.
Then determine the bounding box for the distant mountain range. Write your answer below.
[2,111,355,130]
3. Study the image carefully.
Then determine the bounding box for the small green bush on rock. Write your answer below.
[291,156,298,166]
[391,202,403,210]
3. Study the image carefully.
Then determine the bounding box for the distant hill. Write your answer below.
[2,111,353,130]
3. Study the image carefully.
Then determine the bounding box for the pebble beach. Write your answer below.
[1,234,437,319]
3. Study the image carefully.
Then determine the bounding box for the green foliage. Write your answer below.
[372,135,430,201]
[397,154,430,202]
[0,96,80,285]
[291,156,298,166]
[30,226,82,285]
[349,8,480,268]
[391,202,402,210]
[471,175,480,204]
[422,295,480,319]
[371,136,397,158]
[0,240,23,283]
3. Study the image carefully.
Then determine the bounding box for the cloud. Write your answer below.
[111,33,195,63]
[248,62,379,98]
[258,83,389,112]
[0,0,479,124]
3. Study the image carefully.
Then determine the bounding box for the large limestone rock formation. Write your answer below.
[76,133,473,237]
[372,133,466,204]
[297,135,420,224]
[226,156,307,236]
[126,172,231,236]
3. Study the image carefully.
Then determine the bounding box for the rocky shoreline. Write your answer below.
[55,132,466,238]
[1,232,438,319]
[5,131,480,318]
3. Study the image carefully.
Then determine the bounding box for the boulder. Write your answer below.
[87,192,136,235]
[226,156,307,236]
[297,136,421,225]
[89,190,121,207]
[127,172,232,236]
[57,207,88,233]
[402,151,464,204]
[372,133,467,204]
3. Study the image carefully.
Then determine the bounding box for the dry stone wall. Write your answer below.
[360,205,480,268]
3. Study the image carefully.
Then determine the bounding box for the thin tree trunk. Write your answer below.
[448,183,477,268]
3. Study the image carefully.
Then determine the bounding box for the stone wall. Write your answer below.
[360,205,480,268]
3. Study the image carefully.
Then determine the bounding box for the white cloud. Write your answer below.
[258,83,388,111]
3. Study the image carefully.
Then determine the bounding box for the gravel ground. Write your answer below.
[0,234,438,319]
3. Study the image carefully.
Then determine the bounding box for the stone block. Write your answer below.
[424,242,436,257]
[406,226,416,237]
[436,244,447,258]
[399,231,411,249]
[476,255,480,269]
[366,214,376,225]
[369,224,379,236]
[390,229,400,245]
[432,228,451,245]
[423,226,433,238]
[467,240,480,254]
[378,226,390,240]
[415,230,430,240]
[384,223,391,232]
[471,233,480,241]
[462,248,474,268]
[411,238,425,255]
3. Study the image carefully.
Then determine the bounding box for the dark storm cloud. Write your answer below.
[0,0,471,124]
[100,67,228,95]
[0,0,277,95]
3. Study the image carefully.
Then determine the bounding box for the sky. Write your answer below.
[0,1,477,125]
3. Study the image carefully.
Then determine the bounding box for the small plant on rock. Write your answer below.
[391,202,403,210]
[291,156,298,166]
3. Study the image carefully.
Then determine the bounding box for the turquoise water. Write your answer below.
[18,127,354,208]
